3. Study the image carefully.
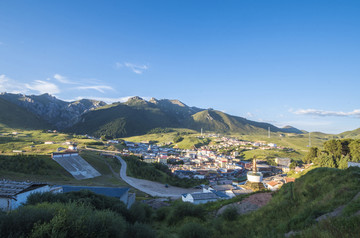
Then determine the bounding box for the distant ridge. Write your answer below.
[69,96,304,137]
[0,92,106,129]
[0,92,305,136]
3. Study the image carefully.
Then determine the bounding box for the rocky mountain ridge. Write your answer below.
[0,93,106,129]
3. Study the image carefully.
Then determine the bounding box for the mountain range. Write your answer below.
[0,92,307,137]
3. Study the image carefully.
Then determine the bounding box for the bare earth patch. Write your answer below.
[217,192,273,216]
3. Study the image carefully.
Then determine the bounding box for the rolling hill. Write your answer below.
[190,110,302,135]
[337,127,360,139]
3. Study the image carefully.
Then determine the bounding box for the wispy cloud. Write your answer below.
[0,74,26,93]
[25,80,60,94]
[54,73,114,93]
[68,96,152,104]
[76,85,114,93]
[116,62,149,74]
[54,74,77,84]
[293,109,360,117]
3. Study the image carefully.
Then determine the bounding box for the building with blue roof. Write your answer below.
[62,186,135,208]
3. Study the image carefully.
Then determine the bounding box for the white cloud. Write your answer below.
[0,74,29,94]
[293,109,360,117]
[25,80,60,94]
[116,62,149,74]
[76,85,114,93]
[54,74,77,84]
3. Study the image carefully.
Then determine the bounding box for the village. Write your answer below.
[118,135,302,202]
[0,131,304,209]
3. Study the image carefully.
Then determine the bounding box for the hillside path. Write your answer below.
[84,148,198,198]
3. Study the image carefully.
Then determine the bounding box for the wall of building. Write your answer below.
[0,198,10,211]
[9,185,50,211]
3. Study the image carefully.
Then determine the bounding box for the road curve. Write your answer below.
[84,148,198,198]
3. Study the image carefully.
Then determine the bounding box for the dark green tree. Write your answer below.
[324,140,342,158]
[349,140,360,162]
[304,147,319,163]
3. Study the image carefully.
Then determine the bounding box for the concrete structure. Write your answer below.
[0,181,50,211]
[247,172,263,182]
[62,186,135,208]
[275,158,291,167]
[52,152,101,180]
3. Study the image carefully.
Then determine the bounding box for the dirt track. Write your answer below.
[116,155,198,198]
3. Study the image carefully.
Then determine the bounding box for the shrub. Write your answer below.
[126,222,157,238]
[168,202,206,225]
[178,222,209,238]
[221,206,238,221]
[129,202,153,224]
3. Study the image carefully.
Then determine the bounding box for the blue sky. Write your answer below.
[1,0,360,134]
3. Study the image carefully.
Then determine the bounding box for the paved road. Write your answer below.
[84,148,198,198]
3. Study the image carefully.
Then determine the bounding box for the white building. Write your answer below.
[0,181,50,211]
[182,192,220,204]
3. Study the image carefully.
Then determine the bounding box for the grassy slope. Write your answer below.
[337,127,360,139]
[0,150,126,187]
[0,129,103,154]
[0,98,50,130]
[199,167,360,238]
[237,167,360,237]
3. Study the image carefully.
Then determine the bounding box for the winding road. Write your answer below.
[85,148,198,198]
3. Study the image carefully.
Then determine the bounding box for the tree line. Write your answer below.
[304,139,360,169]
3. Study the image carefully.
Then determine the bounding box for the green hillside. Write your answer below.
[70,99,304,138]
[190,109,301,135]
[0,97,50,130]
[220,167,360,237]
[68,102,182,138]
[337,127,360,139]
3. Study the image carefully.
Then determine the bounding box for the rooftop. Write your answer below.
[62,186,130,198]
[0,180,47,198]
